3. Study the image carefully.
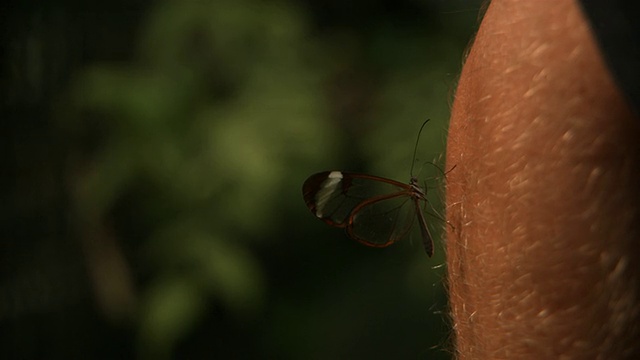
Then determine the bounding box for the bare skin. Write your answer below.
[446,1,640,359]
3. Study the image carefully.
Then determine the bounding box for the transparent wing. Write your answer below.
[302,171,411,228]
[348,193,417,247]
[303,171,434,256]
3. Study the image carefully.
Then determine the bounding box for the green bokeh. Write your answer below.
[2,0,480,358]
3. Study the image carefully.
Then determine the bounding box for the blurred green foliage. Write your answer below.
[1,0,480,359]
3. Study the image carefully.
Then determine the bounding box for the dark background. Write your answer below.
[1,0,481,358]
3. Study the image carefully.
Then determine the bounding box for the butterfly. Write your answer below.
[301,120,436,256]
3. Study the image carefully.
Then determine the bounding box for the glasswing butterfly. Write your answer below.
[302,120,437,256]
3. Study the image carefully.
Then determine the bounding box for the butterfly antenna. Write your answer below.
[410,119,430,177]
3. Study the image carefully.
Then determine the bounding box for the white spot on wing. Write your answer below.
[315,171,343,218]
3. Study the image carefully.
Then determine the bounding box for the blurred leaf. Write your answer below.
[138,277,206,359]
